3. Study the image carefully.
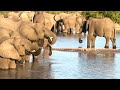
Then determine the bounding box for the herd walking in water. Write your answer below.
[0,11,118,69]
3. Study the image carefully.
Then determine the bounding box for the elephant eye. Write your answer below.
[22,44,24,46]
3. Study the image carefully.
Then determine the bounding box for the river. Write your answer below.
[0,31,120,79]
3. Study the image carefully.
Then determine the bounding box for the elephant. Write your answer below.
[53,13,71,33]
[0,36,41,69]
[62,13,86,34]
[5,11,21,21]
[84,17,116,49]
[0,16,57,60]
[0,16,23,31]
[0,57,16,69]
[33,12,56,31]
[19,11,35,22]
[5,11,35,22]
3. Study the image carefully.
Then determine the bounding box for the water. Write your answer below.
[0,32,120,79]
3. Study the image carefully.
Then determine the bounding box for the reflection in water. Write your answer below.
[0,49,52,79]
[77,52,115,79]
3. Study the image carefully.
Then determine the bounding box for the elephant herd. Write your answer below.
[0,11,117,69]
[0,11,57,69]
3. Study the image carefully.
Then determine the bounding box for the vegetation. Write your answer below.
[81,11,120,23]
[34,11,120,23]
[1,11,120,23]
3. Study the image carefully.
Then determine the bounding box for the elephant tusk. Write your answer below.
[31,50,36,53]
[62,25,65,30]
[50,37,53,41]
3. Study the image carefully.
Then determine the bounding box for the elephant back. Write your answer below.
[0,17,23,31]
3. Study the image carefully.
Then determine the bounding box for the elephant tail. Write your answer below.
[53,15,57,22]
[113,27,116,43]
[114,28,116,38]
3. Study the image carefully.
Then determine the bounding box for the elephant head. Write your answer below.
[12,37,41,56]
[34,23,57,45]
[18,22,56,56]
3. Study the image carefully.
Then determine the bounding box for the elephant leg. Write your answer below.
[0,58,10,69]
[91,35,96,48]
[69,28,72,34]
[87,35,92,48]
[9,60,16,69]
[15,56,25,64]
[63,24,68,33]
[23,55,30,62]
[110,38,116,49]
[105,37,110,48]
[76,23,80,34]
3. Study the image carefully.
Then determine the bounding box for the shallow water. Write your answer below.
[0,32,120,79]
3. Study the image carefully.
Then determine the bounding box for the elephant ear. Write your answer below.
[0,27,13,39]
[19,23,39,41]
[34,23,45,39]
[0,36,11,44]
[12,37,25,56]
[0,39,20,60]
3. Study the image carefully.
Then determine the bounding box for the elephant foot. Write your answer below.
[91,46,95,48]
[113,46,116,49]
[9,60,16,69]
[87,46,90,48]
[104,46,109,48]
[79,38,83,43]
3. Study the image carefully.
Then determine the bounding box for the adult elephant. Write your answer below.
[6,11,35,22]
[19,22,57,56]
[62,13,86,34]
[33,12,56,32]
[85,17,116,49]
[53,13,71,33]
[0,37,40,69]
[0,17,57,57]
[19,11,35,22]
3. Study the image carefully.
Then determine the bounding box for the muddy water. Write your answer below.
[0,32,120,79]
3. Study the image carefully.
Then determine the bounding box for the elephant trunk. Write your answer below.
[44,30,57,45]
[31,48,42,56]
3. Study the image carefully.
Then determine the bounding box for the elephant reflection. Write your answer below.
[78,52,115,62]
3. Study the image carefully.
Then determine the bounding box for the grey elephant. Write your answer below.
[84,17,116,49]
[0,17,56,65]
[62,13,86,34]
[19,22,56,55]
[33,12,56,31]
[6,11,35,22]
[0,36,40,69]
[0,17,56,55]
[53,13,71,33]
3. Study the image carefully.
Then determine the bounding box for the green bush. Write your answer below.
[81,11,120,23]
